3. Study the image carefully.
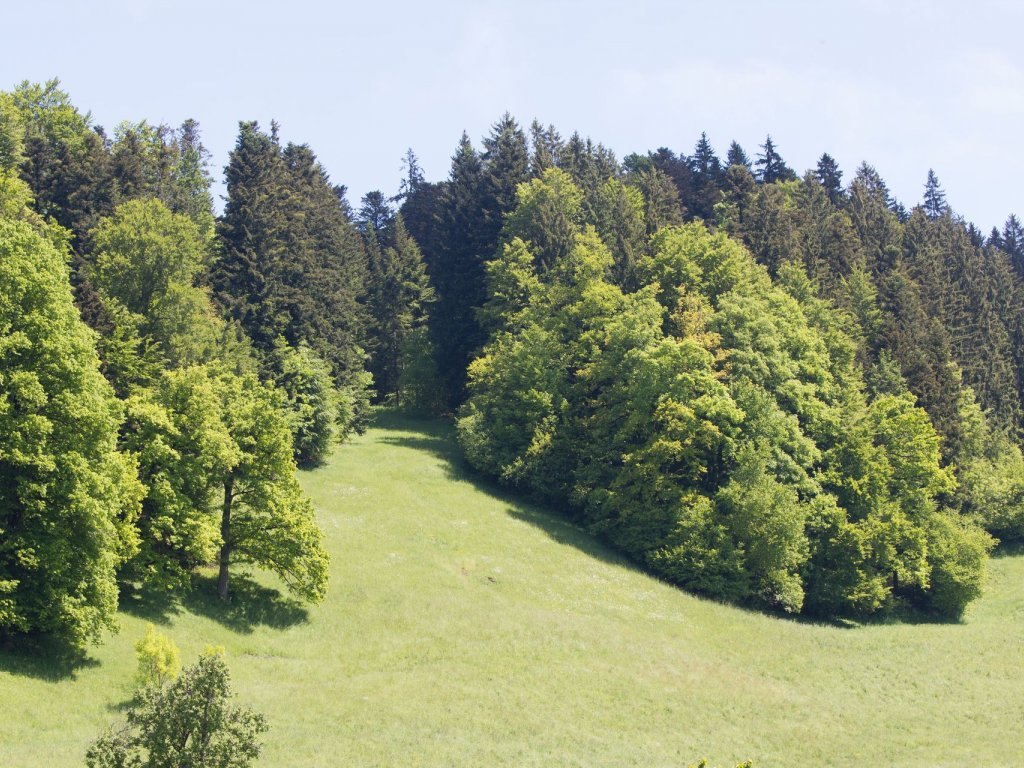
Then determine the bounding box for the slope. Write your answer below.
[1,413,1022,767]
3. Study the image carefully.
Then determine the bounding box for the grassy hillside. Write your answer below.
[2,413,1022,767]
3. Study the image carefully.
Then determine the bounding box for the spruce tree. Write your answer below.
[726,140,751,170]
[479,113,530,249]
[688,132,723,221]
[427,132,487,407]
[815,153,844,204]
[754,135,796,184]
[1000,214,1024,278]
[214,122,369,399]
[922,169,947,219]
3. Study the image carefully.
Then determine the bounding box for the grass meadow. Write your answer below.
[2,412,1022,767]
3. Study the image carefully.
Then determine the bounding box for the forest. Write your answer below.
[2,76,1023,663]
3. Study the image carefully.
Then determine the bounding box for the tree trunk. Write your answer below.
[217,475,234,601]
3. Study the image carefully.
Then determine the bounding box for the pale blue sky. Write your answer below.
[4,0,1022,229]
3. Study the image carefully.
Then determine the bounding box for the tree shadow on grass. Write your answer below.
[0,633,100,681]
[179,574,309,635]
[118,582,181,626]
[370,412,899,630]
[992,539,1024,558]
[119,574,309,636]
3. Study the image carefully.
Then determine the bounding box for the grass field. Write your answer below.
[2,412,1023,767]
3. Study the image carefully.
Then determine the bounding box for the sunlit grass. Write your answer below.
[2,412,1022,766]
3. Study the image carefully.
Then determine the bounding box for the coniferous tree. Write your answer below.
[999,214,1024,278]
[214,121,369,409]
[923,169,948,219]
[358,190,393,234]
[754,135,796,184]
[426,133,487,407]
[529,119,563,174]
[815,153,844,204]
[688,132,723,221]
[479,113,530,248]
[365,215,435,399]
[726,140,751,170]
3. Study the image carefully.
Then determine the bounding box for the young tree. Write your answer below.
[86,650,267,768]
[134,624,181,688]
[365,215,435,400]
[270,340,340,468]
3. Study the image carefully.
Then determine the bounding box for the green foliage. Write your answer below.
[217,372,330,603]
[714,446,809,612]
[120,366,235,591]
[271,340,339,468]
[364,215,435,400]
[922,511,993,619]
[461,185,991,619]
[134,623,181,688]
[396,327,446,414]
[120,364,328,602]
[89,198,220,370]
[214,121,369,404]
[86,650,267,768]
[501,168,583,270]
[0,216,143,646]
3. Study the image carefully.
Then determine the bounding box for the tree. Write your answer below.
[364,215,435,400]
[0,216,143,646]
[922,169,947,219]
[754,135,796,184]
[500,167,584,271]
[629,167,683,235]
[216,372,329,602]
[89,198,221,370]
[998,213,1024,278]
[215,122,371,421]
[479,113,531,248]
[529,119,563,174]
[688,132,724,221]
[357,190,393,234]
[270,340,340,468]
[726,140,751,170]
[426,132,487,407]
[134,624,181,688]
[120,367,236,591]
[86,650,267,768]
[815,153,844,204]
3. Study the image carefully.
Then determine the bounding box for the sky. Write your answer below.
[3,0,1022,230]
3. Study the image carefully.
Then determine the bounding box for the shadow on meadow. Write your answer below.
[0,633,100,681]
[119,573,308,635]
[371,410,979,629]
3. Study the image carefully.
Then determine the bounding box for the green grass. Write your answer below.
[3,412,1023,767]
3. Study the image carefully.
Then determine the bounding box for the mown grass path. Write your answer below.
[2,413,1023,766]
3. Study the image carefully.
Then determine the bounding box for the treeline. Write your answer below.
[2,79,1023,645]
[397,118,1024,619]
